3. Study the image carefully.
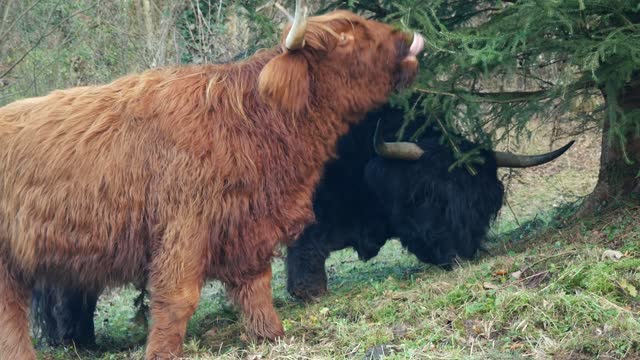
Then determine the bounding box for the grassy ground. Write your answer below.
[38,128,640,359]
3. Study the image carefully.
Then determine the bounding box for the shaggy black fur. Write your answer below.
[286,105,504,301]
[31,285,98,347]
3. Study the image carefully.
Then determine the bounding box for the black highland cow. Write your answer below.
[286,105,574,301]
[31,105,573,345]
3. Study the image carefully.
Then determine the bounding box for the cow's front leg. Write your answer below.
[145,223,205,359]
[0,257,36,360]
[227,266,284,340]
[286,234,330,302]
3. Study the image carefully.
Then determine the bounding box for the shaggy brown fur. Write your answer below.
[0,10,420,359]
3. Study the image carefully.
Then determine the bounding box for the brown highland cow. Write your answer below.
[0,1,424,358]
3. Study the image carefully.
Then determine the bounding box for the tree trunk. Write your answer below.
[0,0,14,36]
[577,77,640,216]
[0,0,15,58]
[141,0,156,65]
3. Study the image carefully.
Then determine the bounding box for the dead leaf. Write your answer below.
[602,249,624,261]
[511,271,522,280]
[463,319,484,335]
[319,307,330,317]
[204,328,218,338]
[483,282,498,290]
[619,279,638,297]
[385,290,409,300]
[392,323,409,339]
[596,324,613,336]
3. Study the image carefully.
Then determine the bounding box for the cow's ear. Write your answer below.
[258,52,310,113]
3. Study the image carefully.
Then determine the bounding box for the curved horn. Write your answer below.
[495,140,575,168]
[285,0,308,50]
[374,119,425,160]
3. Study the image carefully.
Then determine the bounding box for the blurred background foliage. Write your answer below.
[0,0,287,104]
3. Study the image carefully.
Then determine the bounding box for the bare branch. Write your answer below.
[0,0,15,38]
[0,0,46,43]
[0,4,98,80]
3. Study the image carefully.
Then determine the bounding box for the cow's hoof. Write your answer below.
[288,285,327,302]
